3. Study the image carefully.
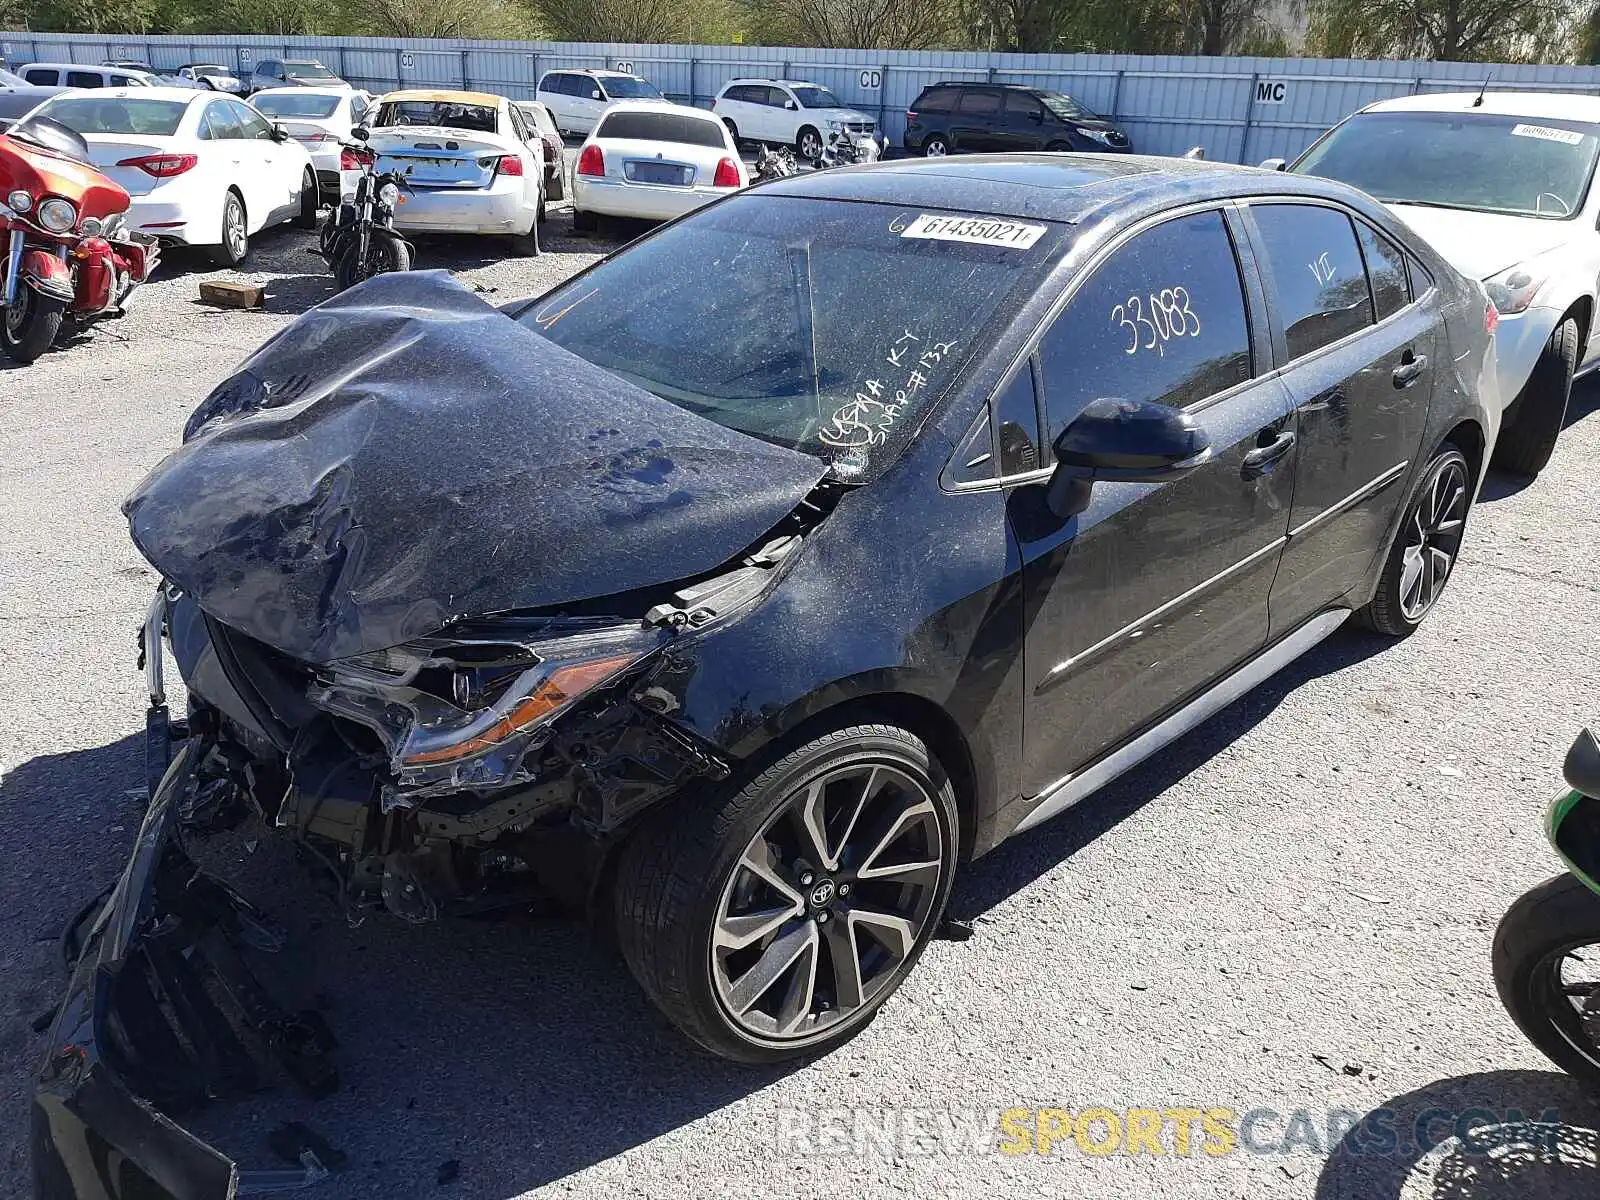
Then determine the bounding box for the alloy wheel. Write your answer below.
[924,139,949,157]
[709,761,947,1043]
[799,130,822,161]
[224,197,246,260]
[1544,945,1600,1072]
[4,287,29,339]
[1398,456,1468,622]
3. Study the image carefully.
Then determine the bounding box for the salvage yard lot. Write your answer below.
[1,206,1599,1200]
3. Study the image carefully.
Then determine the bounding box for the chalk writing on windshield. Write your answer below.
[820,333,959,450]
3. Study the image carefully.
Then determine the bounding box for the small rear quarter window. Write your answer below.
[914,87,956,113]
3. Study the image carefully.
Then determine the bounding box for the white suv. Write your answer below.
[536,69,667,136]
[1289,92,1600,477]
[712,78,883,161]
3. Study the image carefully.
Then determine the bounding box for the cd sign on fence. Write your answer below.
[614,60,635,74]
[401,52,414,69]
[859,69,882,90]
[1254,79,1288,105]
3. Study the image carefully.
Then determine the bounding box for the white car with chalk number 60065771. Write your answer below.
[571,101,747,231]
[1288,92,1600,477]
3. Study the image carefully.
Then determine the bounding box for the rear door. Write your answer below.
[1017,206,1295,798]
[1241,201,1437,630]
[951,88,1003,152]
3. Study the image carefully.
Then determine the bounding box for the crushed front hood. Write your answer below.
[124,271,828,663]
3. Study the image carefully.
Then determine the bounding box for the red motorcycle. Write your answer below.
[0,112,159,363]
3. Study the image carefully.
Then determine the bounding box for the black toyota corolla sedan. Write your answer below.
[36,155,1497,1197]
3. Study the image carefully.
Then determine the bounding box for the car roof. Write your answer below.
[281,59,331,66]
[23,62,133,72]
[378,88,503,107]
[723,79,824,88]
[595,98,714,120]
[253,85,358,98]
[552,69,634,78]
[1362,90,1600,122]
[756,153,1394,228]
[59,85,206,102]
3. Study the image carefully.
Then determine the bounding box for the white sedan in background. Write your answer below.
[25,88,317,265]
[251,86,373,202]
[365,89,545,254]
[572,101,747,231]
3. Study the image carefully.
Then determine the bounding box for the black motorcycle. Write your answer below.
[816,128,881,170]
[751,144,799,184]
[320,129,413,293]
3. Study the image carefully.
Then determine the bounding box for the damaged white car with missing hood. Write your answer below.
[1286,91,1600,477]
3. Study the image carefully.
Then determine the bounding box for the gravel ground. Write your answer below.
[2,193,1599,1200]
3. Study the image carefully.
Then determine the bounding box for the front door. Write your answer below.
[1242,201,1438,627]
[998,91,1048,151]
[230,99,291,223]
[1015,207,1296,798]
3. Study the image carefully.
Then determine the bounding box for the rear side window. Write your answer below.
[958,90,1001,116]
[1251,203,1373,360]
[22,68,57,85]
[596,111,725,148]
[1039,209,1253,437]
[914,87,957,113]
[541,73,567,95]
[1356,220,1410,321]
[67,71,104,89]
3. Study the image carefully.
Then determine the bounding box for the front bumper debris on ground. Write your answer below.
[32,741,339,1200]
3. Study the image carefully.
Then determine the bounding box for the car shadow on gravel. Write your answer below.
[950,625,1396,921]
[1312,1069,1600,1200]
[6,732,801,1198]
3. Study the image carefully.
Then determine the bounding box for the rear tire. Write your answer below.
[571,208,598,234]
[1492,317,1578,478]
[922,135,950,157]
[723,119,740,147]
[614,722,959,1063]
[210,190,248,267]
[0,286,67,363]
[797,126,823,162]
[1493,873,1600,1093]
[1359,442,1470,636]
[509,222,541,257]
[293,168,319,229]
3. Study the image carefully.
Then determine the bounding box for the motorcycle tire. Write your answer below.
[0,286,67,364]
[1492,872,1600,1093]
[334,231,411,293]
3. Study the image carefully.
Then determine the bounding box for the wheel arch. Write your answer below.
[1442,417,1486,492]
[1564,294,1593,363]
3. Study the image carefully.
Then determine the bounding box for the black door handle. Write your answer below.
[1241,428,1295,480]
[1393,351,1428,388]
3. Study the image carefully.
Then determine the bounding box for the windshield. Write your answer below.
[253,92,341,119]
[524,195,1062,474]
[373,100,496,133]
[1296,111,1600,220]
[792,85,844,110]
[189,64,228,75]
[35,95,187,136]
[596,110,724,147]
[0,68,25,86]
[285,62,337,81]
[601,76,661,99]
[1039,92,1093,121]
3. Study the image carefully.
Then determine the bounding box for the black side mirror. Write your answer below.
[271,123,290,142]
[1028,110,1043,123]
[1045,397,1212,519]
[350,125,369,141]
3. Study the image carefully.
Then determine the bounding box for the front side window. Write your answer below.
[600,76,661,100]
[1295,111,1600,221]
[1005,91,1042,118]
[1040,209,1252,438]
[791,85,843,110]
[231,100,276,140]
[1039,92,1093,121]
[524,195,1066,476]
[1251,203,1373,361]
[202,100,242,140]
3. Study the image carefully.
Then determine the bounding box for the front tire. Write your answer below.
[797,126,823,162]
[614,723,959,1063]
[1359,442,1470,636]
[333,230,411,291]
[922,135,950,157]
[1493,317,1578,478]
[210,190,248,267]
[1493,873,1600,1093]
[0,285,67,363]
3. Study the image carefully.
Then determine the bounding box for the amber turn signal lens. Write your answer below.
[400,653,636,766]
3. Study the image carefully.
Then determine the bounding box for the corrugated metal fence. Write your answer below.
[6,31,1600,162]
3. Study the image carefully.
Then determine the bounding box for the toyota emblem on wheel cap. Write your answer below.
[810,879,836,907]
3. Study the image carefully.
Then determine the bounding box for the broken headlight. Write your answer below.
[307,622,664,794]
